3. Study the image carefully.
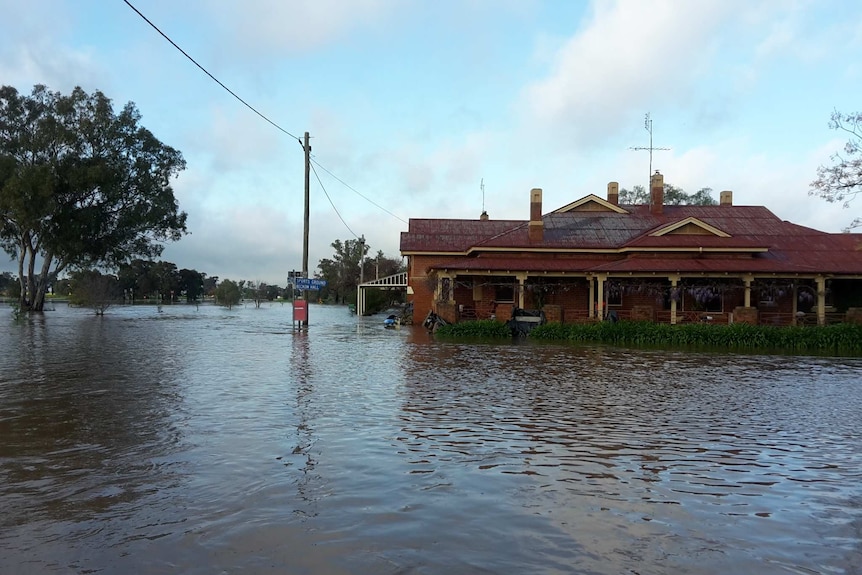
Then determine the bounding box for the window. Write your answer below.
[494,281,515,303]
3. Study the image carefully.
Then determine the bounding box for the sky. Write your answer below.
[2,0,861,286]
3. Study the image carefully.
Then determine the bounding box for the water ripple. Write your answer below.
[1,305,860,574]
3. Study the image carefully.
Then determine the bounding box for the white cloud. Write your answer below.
[0,0,105,94]
[206,0,398,58]
[520,0,743,147]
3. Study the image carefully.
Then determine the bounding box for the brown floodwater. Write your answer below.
[1,303,860,574]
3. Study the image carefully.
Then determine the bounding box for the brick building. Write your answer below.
[400,172,862,326]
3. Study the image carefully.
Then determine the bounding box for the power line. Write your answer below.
[309,161,360,240]
[122,0,300,141]
[124,0,407,228]
[310,158,408,225]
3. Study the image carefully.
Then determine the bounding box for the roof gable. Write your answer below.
[552,194,628,214]
[649,217,731,238]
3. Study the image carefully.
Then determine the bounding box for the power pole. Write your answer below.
[301,132,311,326]
[302,131,311,280]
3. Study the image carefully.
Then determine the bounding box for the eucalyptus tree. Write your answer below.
[317,237,368,304]
[0,84,187,311]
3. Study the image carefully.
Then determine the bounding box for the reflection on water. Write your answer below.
[1,303,860,574]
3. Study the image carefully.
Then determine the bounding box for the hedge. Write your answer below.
[434,320,862,354]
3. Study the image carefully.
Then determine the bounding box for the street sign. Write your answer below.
[294,278,327,290]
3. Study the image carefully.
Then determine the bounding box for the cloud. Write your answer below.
[205,0,398,59]
[0,1,105,93]
[518,0,753,148]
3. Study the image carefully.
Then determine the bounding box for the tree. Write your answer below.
[810,110,862,230]
[619,184,717,206]
[0,270,13,293]
[0,85,187,312]
[214,278,241,309]
[202,274,218,298]
[178,268,204,302]
[68,269,120,315]
[242,280,269,308]
[151,260,179,302]
[316,237,368,304]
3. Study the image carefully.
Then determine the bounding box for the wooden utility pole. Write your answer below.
[302,132,311,279]
[300,132,311,327]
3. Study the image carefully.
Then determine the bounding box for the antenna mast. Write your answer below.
[481,178,485,213]
[629,113,670,186]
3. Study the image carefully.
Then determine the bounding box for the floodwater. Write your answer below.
[1,303,860,575]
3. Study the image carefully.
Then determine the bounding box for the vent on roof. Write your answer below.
[650,217,731,237]
[551,194,628,214]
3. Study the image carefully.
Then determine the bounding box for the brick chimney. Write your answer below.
[529,188,543,242]
[720,190,733,206]
[607,181,619,205]
[649,171,664,215]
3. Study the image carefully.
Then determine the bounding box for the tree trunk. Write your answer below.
[22,249,56,312]
[17,254,26,311]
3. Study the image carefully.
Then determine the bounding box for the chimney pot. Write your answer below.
[480,210,489,221]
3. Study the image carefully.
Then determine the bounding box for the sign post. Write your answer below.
[291,278,325,330]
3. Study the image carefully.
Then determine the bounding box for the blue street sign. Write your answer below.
[294,278,328,290]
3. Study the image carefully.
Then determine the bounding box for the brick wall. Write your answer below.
[733,306,758,324]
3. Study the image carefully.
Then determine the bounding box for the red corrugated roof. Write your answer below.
[400,201,862,275]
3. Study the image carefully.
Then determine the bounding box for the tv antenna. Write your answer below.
[481,178,485,213]
[629,113,670,186]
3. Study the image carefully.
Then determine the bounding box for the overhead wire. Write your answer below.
[123,0,408,233]
[122,0,299,141]
[310,159,408,225]
[310,162,360,240]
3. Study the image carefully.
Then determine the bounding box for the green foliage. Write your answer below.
[68,269,120,315]
[0,271,17,297]
[214,279,241,309]
[178,268,204,302]
[619,184,717,205]
[244,280,270,308]
[359,286,405,315]
[0,84,187,311]
[435,319,513,339]
[317,237,368,304]
[316,239,406,305]
[529,321,862,354]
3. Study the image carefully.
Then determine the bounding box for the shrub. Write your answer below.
[529,321,862,354]
[435,319,512,339]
